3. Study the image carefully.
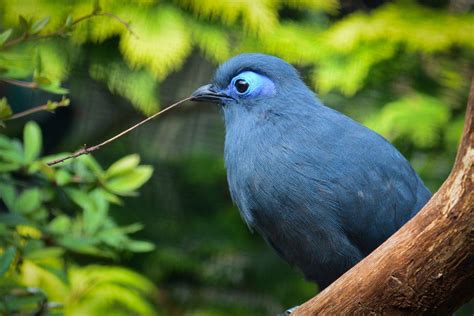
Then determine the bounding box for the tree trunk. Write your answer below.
[293,82,474,315]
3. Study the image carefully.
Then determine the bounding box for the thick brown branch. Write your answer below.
[47,97,192,166]
[293,82,474,315]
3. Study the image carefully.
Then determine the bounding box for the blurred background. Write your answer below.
[0,0,473,315]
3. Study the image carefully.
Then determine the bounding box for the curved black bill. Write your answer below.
[191,84,234,103]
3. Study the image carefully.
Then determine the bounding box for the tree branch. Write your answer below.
[0,78,38,89]
[2,11,137,49]
[293,81,474,315]
[5,98,69,121]
[47,97,192,166]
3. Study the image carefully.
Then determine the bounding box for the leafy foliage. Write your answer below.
[90,56,160,114]
[315,2,474,95]
[0,0,471,118]
[22,263,157,316]
[366,94,451,148]
[0,0,472,315]
[0,122,156,314]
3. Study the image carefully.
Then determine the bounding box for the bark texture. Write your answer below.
[294,82,474,315]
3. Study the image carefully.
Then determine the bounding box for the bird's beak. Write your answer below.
[191,84,234,103]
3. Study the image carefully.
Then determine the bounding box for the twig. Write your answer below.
[6,104,48,120]
[68,12,138,39]
[0,78,38,89]
[96,12,138,39]
[3,11,137,49]
[47,97,192,166]
[2,33,27,48]
[5,98,69,121]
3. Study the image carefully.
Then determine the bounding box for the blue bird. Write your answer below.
[191,53,432,290]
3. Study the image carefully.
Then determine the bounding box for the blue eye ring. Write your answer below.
[228,71,275,99]
[234,79,250,94]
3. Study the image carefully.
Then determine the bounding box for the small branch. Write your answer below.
[2,11,137,49]
[2,33,27,48]
[47,97,192,166]
[0,78,38,89]
[6,104,48,120]
[5,98,69,121]
[94,12,138,39]
[67,12,137,38]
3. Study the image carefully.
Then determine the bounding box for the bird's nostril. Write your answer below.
[191,84,214,98]
[191,84,234,103]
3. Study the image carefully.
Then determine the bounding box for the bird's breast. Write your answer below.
[223,117,308,230]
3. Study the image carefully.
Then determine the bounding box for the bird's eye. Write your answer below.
[228,71,275,98]
[234,79,249,94]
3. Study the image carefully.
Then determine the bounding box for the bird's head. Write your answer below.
[191,53,313,119]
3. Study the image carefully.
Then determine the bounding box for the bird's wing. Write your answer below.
[292,106,432,255]
[253,103,432,257]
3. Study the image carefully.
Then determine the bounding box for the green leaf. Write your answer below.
[72,159,96,182]
[125,240,155,252]
[0,162,21,172]
[98,188,122,205]
[4,291,47,313]
[64,15,73,29]
[105,166,153,194]
[26,160,42,174]
[25,247,64,260]
[0,147,23,163]
[0,97,12,119]
[0,135,11,148]
[30,16,50,34]
[14,188,41,214]
[60,237,105,256]
[0,182,16,210]
[65,188,95,212]
[34,76,51,85]
[38,82,69,94]
[18,15,29,32]
[36,262,68,284]
[47,215,71,235]
[121,223,144,234]
[0,29,13,46]
[97,227,127,248]
[0,213,29,226]
[31,206,47,221]
[106,154,140,178]
[0,246,16,277]
[0,139,24,170]
[45,97,70,111]
[77,154,104,177]
[55,169,72,186]
[83,190,108,235]
[23,121,42,163]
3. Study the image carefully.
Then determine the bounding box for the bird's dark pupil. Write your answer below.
[235,79,249,93]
